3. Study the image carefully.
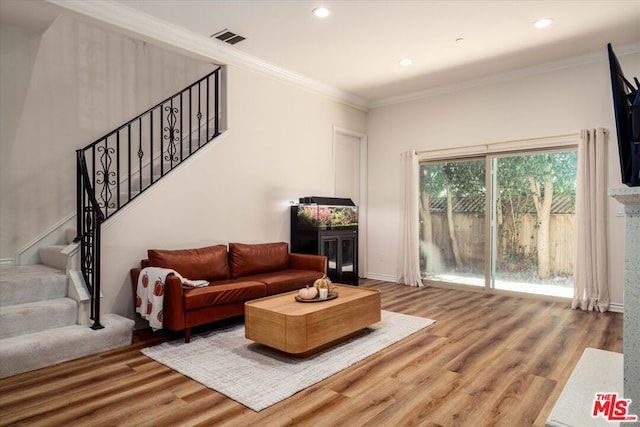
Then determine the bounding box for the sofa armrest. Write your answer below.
[130,259,150,304]
[162,274,186,331]
[130,259,150,292]
[130,267,142,291]
[290,253,327,274]
[130,266,185,330]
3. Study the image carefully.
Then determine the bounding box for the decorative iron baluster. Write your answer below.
[116,131,121,209]
[160,102,164,176]
[82,206,94,284]
[180,93,183,162]
[214,71,219,137]
[163,101,180,167]
[96,144,115,215]
[197,81,202,147]
[138,118,143,193]
[150,109,154,185]
[189,87,193,155]
[128,124,132,200]
[91,144,96,196]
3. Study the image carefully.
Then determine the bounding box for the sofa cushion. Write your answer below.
[148,245,230,281]
[228,242,290,279]
[183,281,267,310]
[241,269,324,295]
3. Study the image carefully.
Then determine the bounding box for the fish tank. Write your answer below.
[293,197,358,229]
[291,196,359,285]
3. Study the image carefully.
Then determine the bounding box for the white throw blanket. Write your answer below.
[136,267,179,330]
[135,267,208,330]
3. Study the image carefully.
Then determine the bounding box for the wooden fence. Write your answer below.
[426,213,574,275]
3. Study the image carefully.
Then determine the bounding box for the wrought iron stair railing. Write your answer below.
[75,68,223,329]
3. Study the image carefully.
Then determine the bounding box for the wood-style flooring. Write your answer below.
[0,279,623,426]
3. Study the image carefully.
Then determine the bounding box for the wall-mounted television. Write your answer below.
[607,43,640,187]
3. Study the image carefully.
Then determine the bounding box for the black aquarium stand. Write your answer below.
[290,197,359,286]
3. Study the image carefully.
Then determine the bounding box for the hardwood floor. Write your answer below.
[0,279,623,426]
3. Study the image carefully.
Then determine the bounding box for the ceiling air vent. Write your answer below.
[211,29,246,45]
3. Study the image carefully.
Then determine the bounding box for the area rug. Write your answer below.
[141,310,435,411]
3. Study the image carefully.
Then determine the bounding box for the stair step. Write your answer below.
[0,265,67,306]
[38,245,69,270]
[0,298,77,339]
[0,313,134,379]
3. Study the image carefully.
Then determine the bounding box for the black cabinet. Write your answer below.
[320,230,358,285]
[291,197,358,286]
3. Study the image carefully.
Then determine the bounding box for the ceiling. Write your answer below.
[3,0,640,106]
[114,0,640,104]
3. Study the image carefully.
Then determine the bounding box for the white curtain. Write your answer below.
[572,128,610,312]
[397,150,423,287]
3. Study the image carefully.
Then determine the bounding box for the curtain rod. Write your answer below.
[415,132,582,156]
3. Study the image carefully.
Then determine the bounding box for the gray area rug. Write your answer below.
[142,310,435,411]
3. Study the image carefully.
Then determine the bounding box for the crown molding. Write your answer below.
[45,0,370,111]
[370,41,640,109]
[43,1,640,112]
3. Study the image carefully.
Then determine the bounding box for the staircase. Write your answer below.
[0,68,223,379]
[0,232,133,379]
[76,68,223,331]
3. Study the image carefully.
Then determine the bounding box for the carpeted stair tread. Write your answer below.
[0,314,135,379]
[0,265,67,306]
[0,298,78,339]
[38,245,69,270]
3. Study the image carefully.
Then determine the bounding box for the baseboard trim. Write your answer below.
[609,303,624,313]
[365,275,625,313]
[364,273,396,283]
[0,258,15,266]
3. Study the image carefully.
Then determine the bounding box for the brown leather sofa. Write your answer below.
[130,242,326,342]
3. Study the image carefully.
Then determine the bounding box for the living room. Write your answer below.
[1,1,639,425]
[2,0,637,319]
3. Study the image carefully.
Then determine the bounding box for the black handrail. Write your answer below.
[75,68,223,329]
[76,151,104,329]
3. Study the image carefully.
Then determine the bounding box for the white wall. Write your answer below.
[100,64,366,318]
[0,14,213,259]
[366,49,640,307]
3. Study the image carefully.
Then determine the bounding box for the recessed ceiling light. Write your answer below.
[399,58,412,67]
[455,37,465,42]
[534,18,554,28]
[312,7,330,18]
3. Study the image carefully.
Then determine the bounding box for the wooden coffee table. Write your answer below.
[244,285,381,356]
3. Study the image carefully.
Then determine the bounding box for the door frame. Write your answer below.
[332,126,367,279]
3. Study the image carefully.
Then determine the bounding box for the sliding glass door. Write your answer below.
[419,149,577,298]
[419,158,486,287]
[490,151,576,297]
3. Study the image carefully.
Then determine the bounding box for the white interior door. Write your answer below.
[333,128,367,278]
[334,132,360,204]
